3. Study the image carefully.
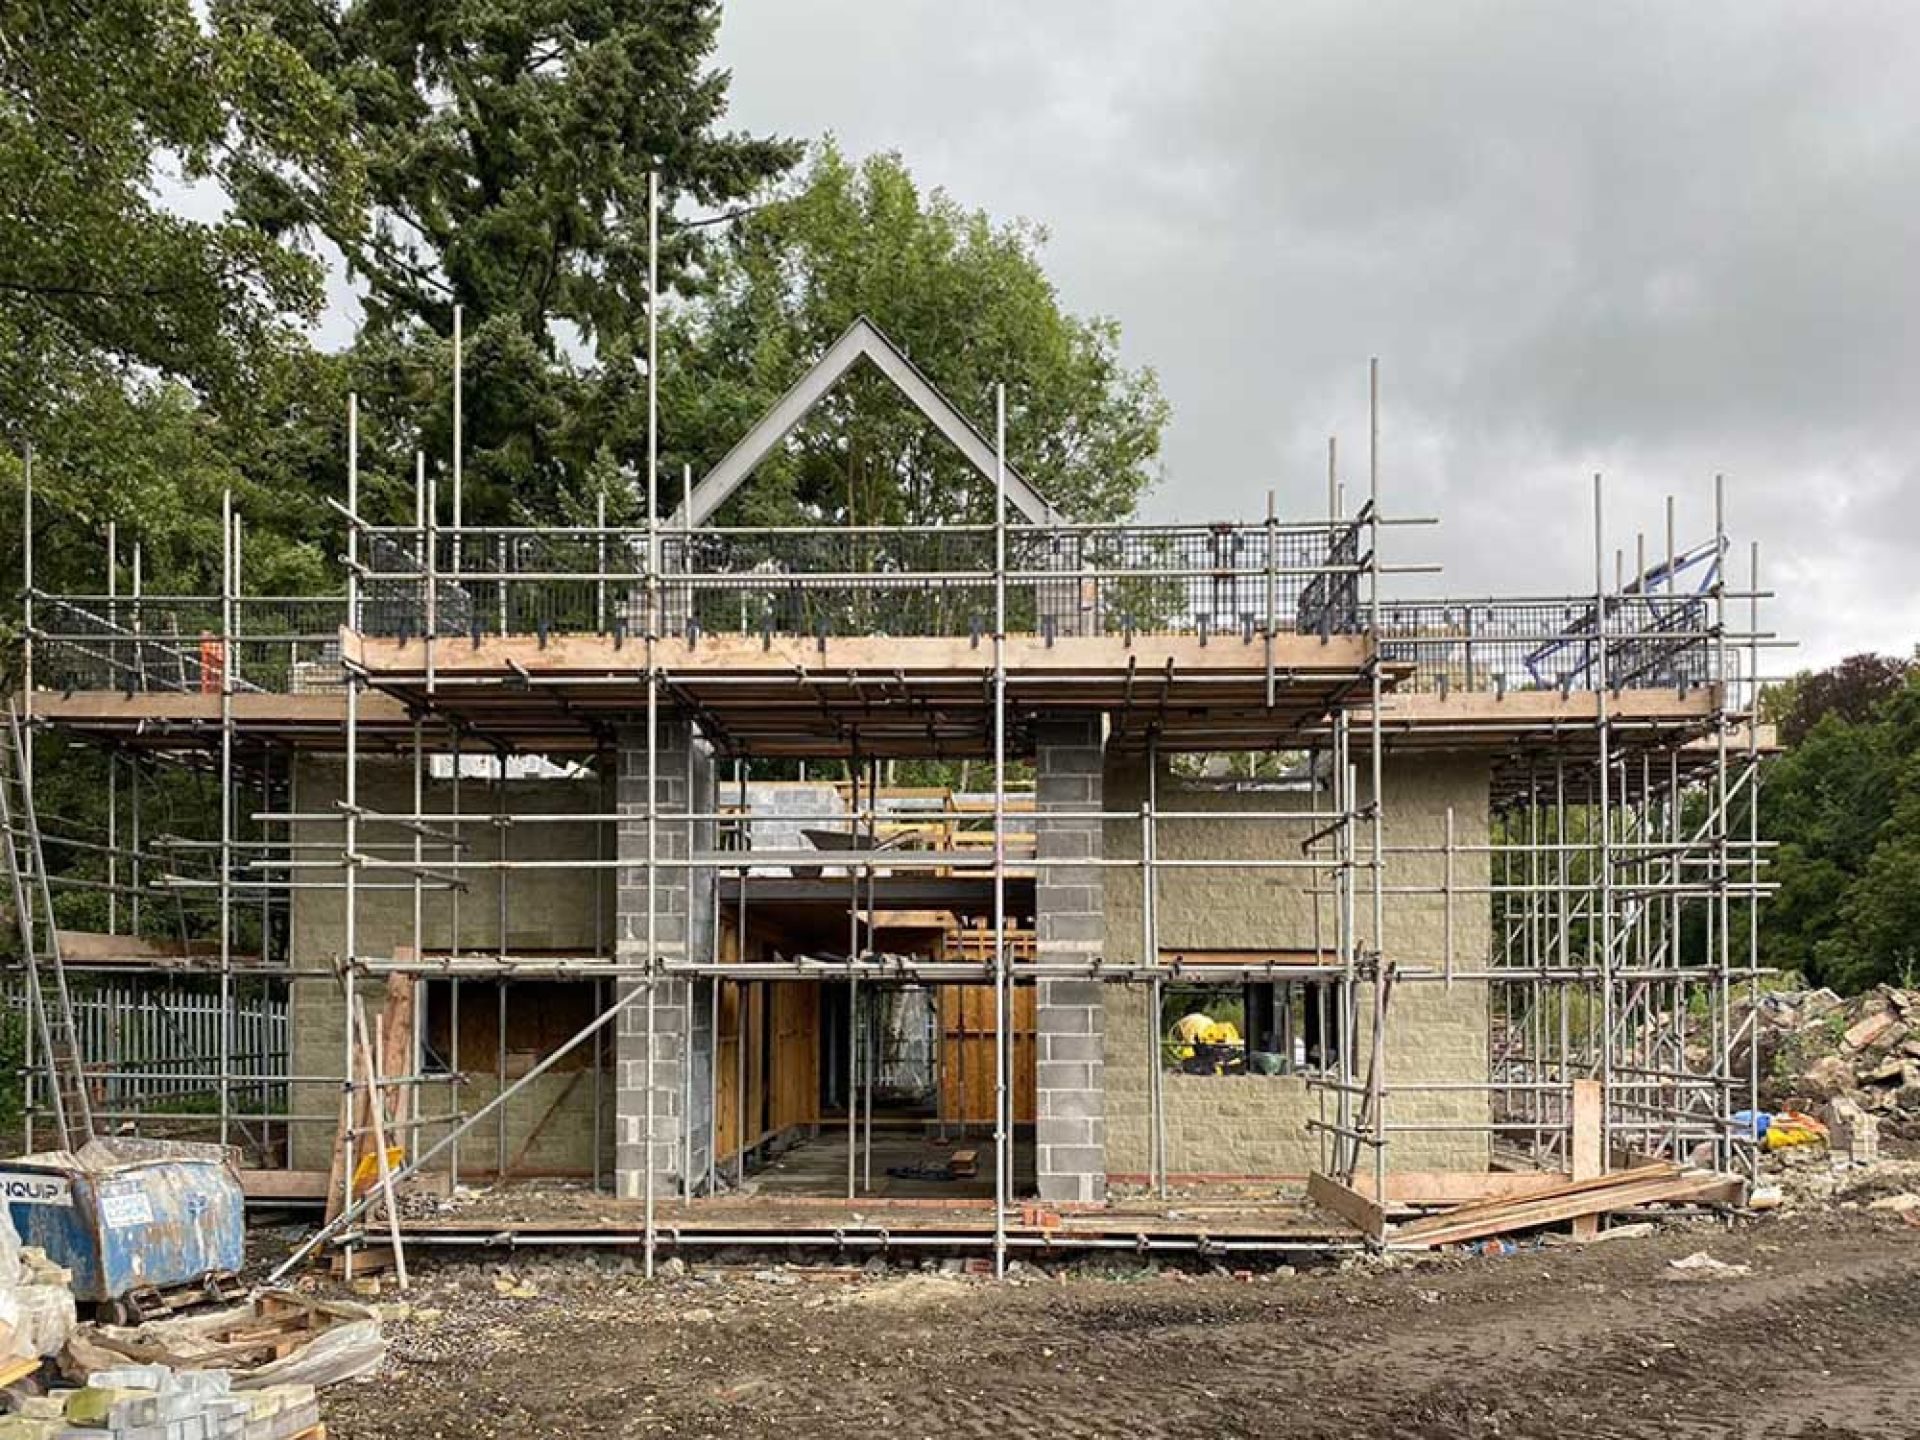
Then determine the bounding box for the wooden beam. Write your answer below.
[31,690,410,729]
[345,630,1378,681]
[1160,948,1326,968]
[1377,688,1719,725]
[378,972,417,1140]
[53,929,261,967]
[1570,1078,1602,1241]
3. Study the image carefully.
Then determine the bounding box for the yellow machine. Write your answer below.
[1168,1013,1244,1072]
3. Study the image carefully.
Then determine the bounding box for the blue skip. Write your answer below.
[0,1137,246,1317]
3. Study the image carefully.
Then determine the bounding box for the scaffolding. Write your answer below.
[9,240,1779,1276]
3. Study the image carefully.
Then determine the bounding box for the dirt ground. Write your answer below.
[310,1204,1920,1440]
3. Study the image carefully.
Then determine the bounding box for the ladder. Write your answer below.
[0,701,95,1150]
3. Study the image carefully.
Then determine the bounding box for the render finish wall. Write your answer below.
[1101,752,1494,1178]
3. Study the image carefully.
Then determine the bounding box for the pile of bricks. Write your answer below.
[0,1365,320,1440]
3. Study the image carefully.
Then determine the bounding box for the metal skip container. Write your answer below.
[0,1137,246,1311]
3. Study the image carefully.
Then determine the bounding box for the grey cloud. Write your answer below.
[715,3,1920,666]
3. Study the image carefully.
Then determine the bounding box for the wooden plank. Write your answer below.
[329,1244,393,1278]
[53,930,260,966]
[1570,1078,1602,1241]
[378,972,417,1137]
[321,1092,352,1225]
[1661,1172,1748,1207]
[1160,948,1326,967]
[861,909,960,931]
[240,1169,333,1202]
[1308,1171,1386,1239]
[1355,1171,1575,1206]
[1394,1178,1704,1249]
[352,996,409,1291]
[1378,688,1718,724]
[1391,1166,1706,1249]
[1398,1161,1679,1229]
[32,690,409,729]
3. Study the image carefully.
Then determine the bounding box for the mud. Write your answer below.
[321,1210,1920,1440]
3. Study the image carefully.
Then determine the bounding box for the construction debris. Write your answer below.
[61,1291,382,1392]
[1667,1251,1752,1281]
[1742,984,1920,1139]
[0,1205,76,1366]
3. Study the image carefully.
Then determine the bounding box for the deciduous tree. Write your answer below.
[661,144,1168,526]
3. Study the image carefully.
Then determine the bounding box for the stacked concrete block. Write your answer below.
[1033,715,1108,1203]
[614,715,716,1198]
[56,1366,317,1439]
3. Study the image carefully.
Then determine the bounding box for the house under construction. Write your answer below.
[5,315,1776,1274]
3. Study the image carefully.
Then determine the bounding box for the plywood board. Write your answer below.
[938,983,1037,1125]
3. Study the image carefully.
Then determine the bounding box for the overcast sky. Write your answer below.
[710,1,1920,671]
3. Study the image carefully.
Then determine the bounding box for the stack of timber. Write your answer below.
[1388,1164,1742,1249]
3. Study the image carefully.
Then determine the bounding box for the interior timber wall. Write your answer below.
[712,981,821,1162]
[1101,752,1494,1178]
[938,984,1038,1126]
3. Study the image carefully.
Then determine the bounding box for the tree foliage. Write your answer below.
[1758,656,1920,992]
[0,0,361,419]
[1764,651,1915,747]
[661,144,1168,525]
[0,0,367,610]
[265,0,798,524]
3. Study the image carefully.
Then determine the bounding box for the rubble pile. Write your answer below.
[1743,984,1920,1141]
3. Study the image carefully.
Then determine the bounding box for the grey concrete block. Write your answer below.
[1037,1083,1100,1117]
[1034,715,1109,1202]
[1039,1144,1105,1176]
[1037,1117,1098,1148]
[1041,1032,1103,1063]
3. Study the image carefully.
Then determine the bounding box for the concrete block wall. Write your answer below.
[740,782,846,875]
[614,715,717,1198]
[286,757,613,1174]
[1033,715,1107,1203]
[1101,752,1494,1178]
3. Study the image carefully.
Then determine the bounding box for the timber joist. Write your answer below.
[29,639,1754,766]
[336,629,1389,758]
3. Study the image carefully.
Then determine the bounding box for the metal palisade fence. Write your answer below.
[0,977,288,1126]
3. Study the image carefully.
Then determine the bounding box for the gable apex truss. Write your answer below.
[673,316,1055,528]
